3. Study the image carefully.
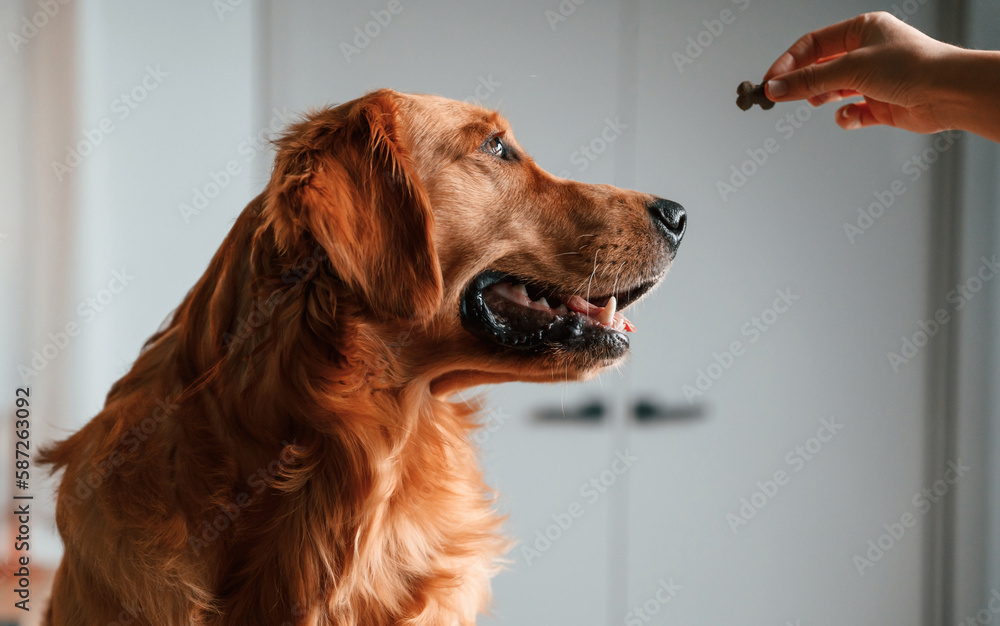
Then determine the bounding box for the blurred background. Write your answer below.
[1,1,998,624]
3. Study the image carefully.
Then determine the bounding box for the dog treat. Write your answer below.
[736,81,775,111]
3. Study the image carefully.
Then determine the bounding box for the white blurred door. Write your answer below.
[623,2,939,624]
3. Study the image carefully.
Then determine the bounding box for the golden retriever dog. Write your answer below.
[40,89,685,625]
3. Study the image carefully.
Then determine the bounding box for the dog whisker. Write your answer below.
[586,249,599,304]
[611,261,626,296]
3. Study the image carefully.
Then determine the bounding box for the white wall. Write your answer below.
[2,0,84,565]
[957,0,1000,614]
[3,0,260,562]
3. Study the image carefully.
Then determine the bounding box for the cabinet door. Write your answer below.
[265,2,629,623]
[625,2,939,624]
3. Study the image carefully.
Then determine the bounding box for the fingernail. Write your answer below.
[840,106,860,130]
[767,79,787,98]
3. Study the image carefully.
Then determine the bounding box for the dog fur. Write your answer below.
[40,89,680,625]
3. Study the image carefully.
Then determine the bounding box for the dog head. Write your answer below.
[264,89,685,393]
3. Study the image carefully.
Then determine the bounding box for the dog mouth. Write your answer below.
[460,270,656,354]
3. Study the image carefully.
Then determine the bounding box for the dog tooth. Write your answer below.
[598,296,617,326]
[555,304,569,314]
[512,284,528,296]
[536,297,550,308]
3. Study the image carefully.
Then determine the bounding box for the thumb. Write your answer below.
[765,55,861,102]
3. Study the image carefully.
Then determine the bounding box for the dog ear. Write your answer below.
[266,90,442,321]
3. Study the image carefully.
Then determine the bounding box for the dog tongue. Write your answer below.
[565,295,636,332]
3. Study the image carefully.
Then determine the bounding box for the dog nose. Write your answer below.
[647,198,686,249]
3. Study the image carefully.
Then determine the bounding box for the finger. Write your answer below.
[763,14,869,81]
[765,53,860,101]
[808,93,835,107]
[836,101,885,130]
[807,89,863,106]
[860,97,899,127]
[816,52,847,65]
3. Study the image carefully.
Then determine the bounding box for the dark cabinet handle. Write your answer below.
[632,399,705,423]
[534,400,605,422]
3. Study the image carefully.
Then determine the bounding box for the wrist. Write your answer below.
[928,47,1000,139]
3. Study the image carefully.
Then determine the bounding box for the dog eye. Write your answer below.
[485,136,506,159]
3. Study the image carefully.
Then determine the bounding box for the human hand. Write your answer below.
[761,12,959,134]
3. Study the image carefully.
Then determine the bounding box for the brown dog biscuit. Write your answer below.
[736,81,775,111]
